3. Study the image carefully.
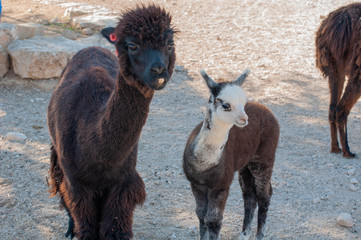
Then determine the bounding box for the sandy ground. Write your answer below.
[1,0,361,239]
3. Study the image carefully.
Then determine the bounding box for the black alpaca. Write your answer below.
[47,5,176,239]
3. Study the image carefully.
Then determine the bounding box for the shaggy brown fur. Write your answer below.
[183,76,279,240]
[47,5,176,239]
[315,3,361,158]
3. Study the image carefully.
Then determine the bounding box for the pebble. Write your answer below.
[349,184,357,192]
[350,178,359,185]
[62,29,78,40]
[82,28,93,36]
[38,19,49,25]
[336,213,354,228]
[346,168,355,176]
[49,17,58,24]
[312,197,321,204]
[5,132,27,142]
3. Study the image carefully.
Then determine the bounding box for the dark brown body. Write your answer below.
[47,5,176,240]
[315,3,361,158]
[183,101,279,239]
[48,47,148,239]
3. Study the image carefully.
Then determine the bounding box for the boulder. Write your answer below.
[16,23,44,40]
[0,31,12,49]
[72,15,118,29]
[7,35,114,79]
[62,29,78,40]
[0,45,9,77]
[0,23,18,41]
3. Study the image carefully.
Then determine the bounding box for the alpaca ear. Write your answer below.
[200,69,218,90]
[101,27,116,44]
[233,68,250,86]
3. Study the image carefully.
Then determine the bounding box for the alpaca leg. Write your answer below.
[327,70,345,153]
[60,181,100,240]
[99,172,146,240]
[65,210,75,239]
[248,162,273,240]
[204,188,229,240]
[238,168,257,240]
[60,196,75,239]
[191,183,208,239]
[336,76,361,158]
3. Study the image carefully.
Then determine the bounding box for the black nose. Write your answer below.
[151,65,166,75]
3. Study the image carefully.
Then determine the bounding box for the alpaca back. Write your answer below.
[227,101,279,171]
[315,3,361,75]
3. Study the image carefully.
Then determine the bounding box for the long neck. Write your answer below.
[191,109,233,171]
[97,75,153,162]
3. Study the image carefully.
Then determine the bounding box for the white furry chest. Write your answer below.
[191,132,228,172]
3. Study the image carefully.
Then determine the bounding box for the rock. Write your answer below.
[82,28,93,35]
[38,19,50,25]
[0,23,18,42]
[0,44,9,77]
[72,15,118,29]
[16,23,44,40]
[64,7,86,18]
[7,35,113,79]
[5,132,27,142]
[337,213,354,228]
[346,168,355,176]
[63,29,78,40]
[350,178,359,185]
[7,36,80,79]
[312,197,321,204]
[349,184,357,192]
[49,17,58,24]
[0,30,12,49]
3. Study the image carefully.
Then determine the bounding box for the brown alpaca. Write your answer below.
[47,5,176,239]
[315,3,361,158]
[183,70,279,240]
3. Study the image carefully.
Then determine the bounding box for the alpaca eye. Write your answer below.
[222,103,231,111]
[128,43,139,52]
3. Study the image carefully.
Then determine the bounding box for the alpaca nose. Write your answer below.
[237,113,248,126]
[151,65,166,75]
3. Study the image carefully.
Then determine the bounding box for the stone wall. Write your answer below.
[0,22,114,79]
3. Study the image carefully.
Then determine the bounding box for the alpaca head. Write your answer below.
[101,5,176,95]
[201,69,250,128]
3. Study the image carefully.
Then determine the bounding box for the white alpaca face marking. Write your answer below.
[211,85,248,128]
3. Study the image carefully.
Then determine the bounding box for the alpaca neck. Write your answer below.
[191,109,233,171]
[98,75,153,162]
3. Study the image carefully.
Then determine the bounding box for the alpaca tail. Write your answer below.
[48,144,63,197]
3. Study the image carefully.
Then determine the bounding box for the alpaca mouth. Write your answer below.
[144,76,169,90]
[235,120,248,128]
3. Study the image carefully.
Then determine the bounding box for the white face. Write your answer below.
[210,85,248,128]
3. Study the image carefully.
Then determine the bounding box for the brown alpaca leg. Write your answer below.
[99,172,146,240]
[60,181,100,240]
[327,69,345,154]
[190,183,208,239]
[336,77,361,158]
[248,162,273,240]
[203,188,229,240]
[238,168,257,240]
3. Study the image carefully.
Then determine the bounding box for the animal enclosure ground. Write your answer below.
[1,0,361,239]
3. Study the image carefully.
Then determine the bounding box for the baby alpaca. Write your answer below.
[183,69,279,240]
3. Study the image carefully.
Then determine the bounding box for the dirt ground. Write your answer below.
[1,0,361,239]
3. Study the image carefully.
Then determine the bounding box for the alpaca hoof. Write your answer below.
[343,152,356,159]
[330,146,342,154]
